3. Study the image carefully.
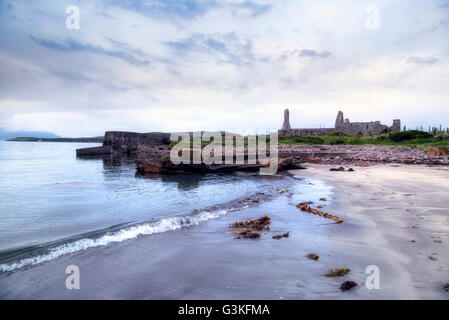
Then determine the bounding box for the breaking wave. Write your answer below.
[0,186,283,273]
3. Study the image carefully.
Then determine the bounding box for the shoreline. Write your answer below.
[1,164,448,299]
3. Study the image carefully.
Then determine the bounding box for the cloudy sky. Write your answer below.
[1,0,448,137]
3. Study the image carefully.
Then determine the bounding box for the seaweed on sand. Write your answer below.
[296,202,343,224]
[230,215,271,239]
[229,215,271,231]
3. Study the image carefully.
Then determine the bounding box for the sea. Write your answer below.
[0,141,294,272]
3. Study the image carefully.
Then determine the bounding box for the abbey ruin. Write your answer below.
[279,109,401,137]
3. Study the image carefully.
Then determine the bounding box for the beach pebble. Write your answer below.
[306,253,319,260]
[340,281,358,292]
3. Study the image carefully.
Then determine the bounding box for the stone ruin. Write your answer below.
[76,131,170,156]
[279,108,400,137]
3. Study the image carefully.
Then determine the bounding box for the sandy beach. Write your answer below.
[1,164,448,299]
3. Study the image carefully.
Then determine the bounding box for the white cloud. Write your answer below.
[0,0,449,136]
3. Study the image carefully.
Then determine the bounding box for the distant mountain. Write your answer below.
[0,128,60,140]
[8,137,104,143]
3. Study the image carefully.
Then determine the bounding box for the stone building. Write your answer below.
[279,109,400,137]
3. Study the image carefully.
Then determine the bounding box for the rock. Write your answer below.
[319,198,327,201]
[348,168,355,172]
[135,159,162,174]
[272,232,290,240]
[443,283,449,292]
[277,145,448,167]
[76,146,112,156]
[136,152,306,174]
[306,253,319,260]
[136,157,264,174]
[308,158,321,164]
[330,167,345,172]
[340,281,358,291]
[325,268,350,277]
[428,147,449,156]
[428,256,438,261]
[278,157,307,170]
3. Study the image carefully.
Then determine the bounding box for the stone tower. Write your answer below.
[335,110,344,129]
[281,108,291,131]
[392,119,401,132]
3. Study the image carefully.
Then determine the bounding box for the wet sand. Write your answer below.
[1,165,448,299]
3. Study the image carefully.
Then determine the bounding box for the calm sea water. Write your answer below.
[0,141,286,271]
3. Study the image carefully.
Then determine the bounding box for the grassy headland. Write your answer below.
[167,130,449,149]
[279,130,449,147]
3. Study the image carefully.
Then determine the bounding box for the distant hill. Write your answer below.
[0,129,60,140]
[7,137,104,143]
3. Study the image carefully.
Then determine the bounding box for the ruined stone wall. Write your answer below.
[392,119,401,132]
[334,110,399,135]
[298,128,335,136]
[77,131,170,156]
[336,121,389,135]
[279,128,335,137]
[103,131,170,153]
[278,109,401,137]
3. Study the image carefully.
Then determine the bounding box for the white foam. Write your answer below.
[0,209,228,272]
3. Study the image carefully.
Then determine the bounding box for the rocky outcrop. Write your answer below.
[136,157,264,174]
[76,131,170,156]
[135,148,306,174]
[278,145,449,166]
[75,146,112,156]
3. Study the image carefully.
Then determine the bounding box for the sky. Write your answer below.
[0,0,449,137]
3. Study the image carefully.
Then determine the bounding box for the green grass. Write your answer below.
[279,131,449,147]
[166,131,449,149]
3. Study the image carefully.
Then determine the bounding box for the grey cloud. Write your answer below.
[48,68,130,92]
[30,36,151,67]
[229,1,272,17]
[296,49,332,58]
[439,1,449,9]
[407,56,439,65]
[105,0,218,20]
[105,0,271,21]
[166,32,254,65]
[0,1,13,14]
